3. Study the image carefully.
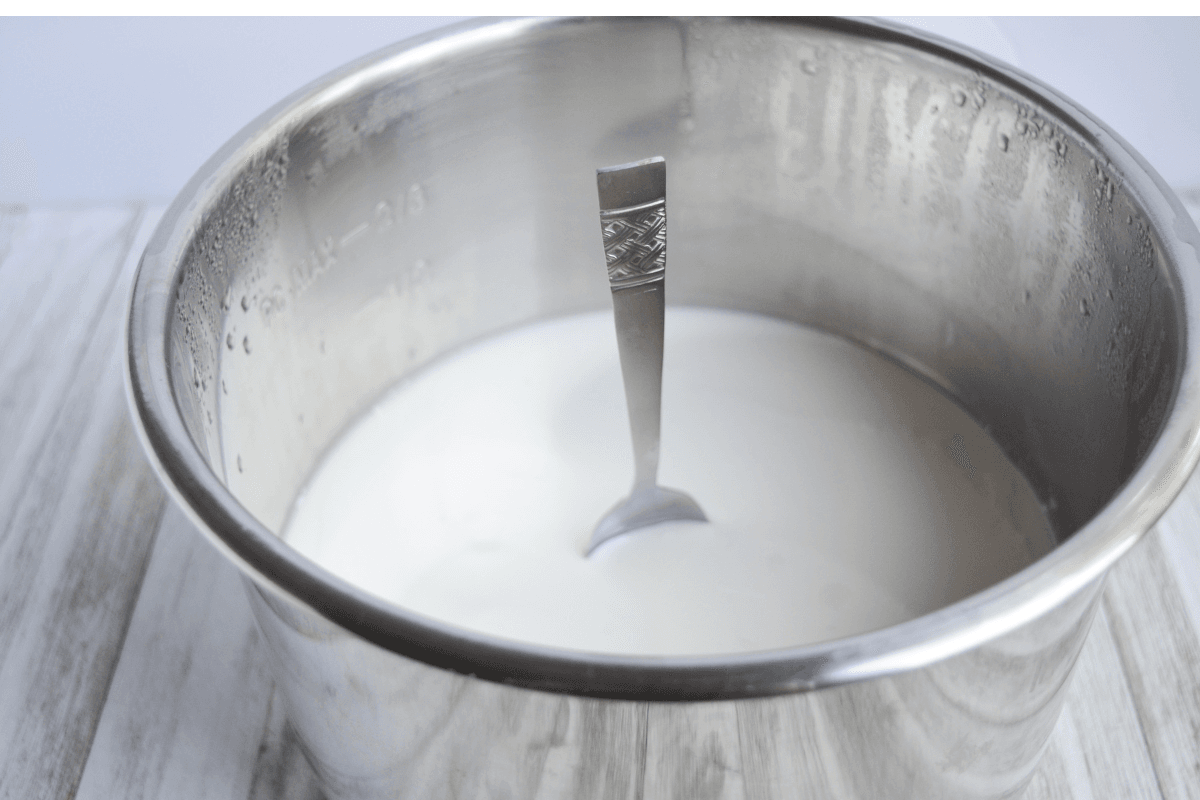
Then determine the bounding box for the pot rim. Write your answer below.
[125,16,1200,700]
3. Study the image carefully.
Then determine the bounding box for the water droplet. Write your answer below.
[801,59,819,75]
[1015,119,1030,136]
[1105,181,1114,201]
[998,133,1009,152]
[1079,298,1089,316]
[226,333,234,350]
[243,336,252,354]
[1107,288,1113,299]
[1055,139,1068,157]
[237,455,243,473]
[952,90,967,106]
[374,200,394,227]
[241,295,250,312]
[222,379,227,395]
[1023,289,1031,303]
[1127,215,1133,224]
[407,183,426,214]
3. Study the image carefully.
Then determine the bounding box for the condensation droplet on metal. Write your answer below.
[801,60,819,75]
[952,90,967,106]
[1079,298,1089,316]
[226,333,234,350]
[237,455,243,473]
[407,183,426,214]
[243,336,252,354]
[374,200,394,228]
[999,133,1009,152]
[241,295,250,312]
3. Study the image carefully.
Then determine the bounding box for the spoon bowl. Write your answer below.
[589,485,708,555]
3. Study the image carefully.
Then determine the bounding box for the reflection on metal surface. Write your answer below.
[247,576,1101,799]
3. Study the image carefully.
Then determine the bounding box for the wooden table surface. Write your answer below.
[2,199,1200,800]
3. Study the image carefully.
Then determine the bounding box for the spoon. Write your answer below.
[587,157,708,555]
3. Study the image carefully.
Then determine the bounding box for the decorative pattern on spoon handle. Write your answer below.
[600,199,666,290]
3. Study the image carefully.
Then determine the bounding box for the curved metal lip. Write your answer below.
[125,16,1200,701]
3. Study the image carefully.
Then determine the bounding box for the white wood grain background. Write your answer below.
[1,201,1199,799]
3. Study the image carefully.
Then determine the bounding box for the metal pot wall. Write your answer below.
[125,17,1200,799]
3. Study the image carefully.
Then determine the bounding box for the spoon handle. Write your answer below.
[610,281,665,490]
[597,157,669,491]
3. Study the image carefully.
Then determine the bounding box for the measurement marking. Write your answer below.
[340,222,369,248]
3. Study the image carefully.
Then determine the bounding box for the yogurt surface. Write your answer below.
[283,308,1055,656]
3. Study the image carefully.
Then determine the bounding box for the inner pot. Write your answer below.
[126,17,1200,800]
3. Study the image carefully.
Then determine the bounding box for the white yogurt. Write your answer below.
[283,308,1055,656]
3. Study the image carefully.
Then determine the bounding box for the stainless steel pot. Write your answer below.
[125,17,1200,799]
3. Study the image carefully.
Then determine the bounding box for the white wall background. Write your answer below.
[1,17,1198,205]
